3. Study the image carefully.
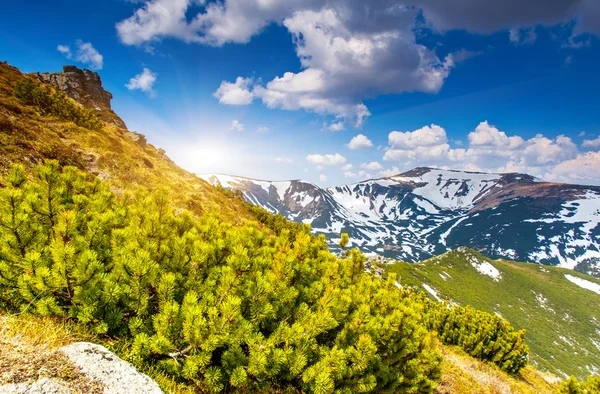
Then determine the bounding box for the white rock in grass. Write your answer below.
[59,343,163,394]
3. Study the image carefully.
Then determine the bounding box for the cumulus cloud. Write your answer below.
[381,120,600,184]
[319,174,328,182]
[116,0,600,48]
[342,164,353,171]
[231,120,244,131]
[325,121,345,132]
[546,151,600,184]
[582,136,600,148]
[57,40,104,70]
[468,121,524,149]
[275,157,293,163]
[126,68,158,97]
[389,124,448,149]
[257,125,269,133]
[306,153,347,166]
[378,167,401,177]
[346,134,373,150]
[213,77,254,105]
[361,162,383,170]
[117,0,600,128]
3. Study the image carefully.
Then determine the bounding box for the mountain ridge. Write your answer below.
[201,168,600,276]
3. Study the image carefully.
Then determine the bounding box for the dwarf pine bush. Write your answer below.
[0,162,443,393]
[424,302,529,373]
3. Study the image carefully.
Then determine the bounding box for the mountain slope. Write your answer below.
[0,61,250,221]
[384,248,600,379]
[201,169,600,276]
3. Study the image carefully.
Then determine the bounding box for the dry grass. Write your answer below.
[435,345,558,394]
[0,315,103,393]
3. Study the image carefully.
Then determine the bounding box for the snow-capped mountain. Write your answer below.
[201,168,600,276]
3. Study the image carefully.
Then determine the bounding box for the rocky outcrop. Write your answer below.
[0,341,163,394]
[36,66,112,110]
[59,342,163,394]
[32,66,127,129]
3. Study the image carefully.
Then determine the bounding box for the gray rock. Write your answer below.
[59,342,163,394]
[0,378,70,394]
[32,66,127,129]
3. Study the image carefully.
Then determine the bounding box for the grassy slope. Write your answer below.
[436,345,557,394]
[385,248,600,379]
[0,61,250,222]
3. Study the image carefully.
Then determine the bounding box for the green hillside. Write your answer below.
[384,248,600,379]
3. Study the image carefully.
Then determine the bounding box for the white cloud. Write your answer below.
[343,171,358,178]
[347,134,373,150]
[213,77,254,105]
[389,124,448,149]
[582,136,600,148]
[468,121,524,149]
[231,120,244,131]
[546,151,600,184]
[325,121,345,132]
[319,174,328,183]
[57,41,104,70]
[341,163,353,171]
[75,41,104,70]
[257,125,269,133]
[126,68,158,97]
[116,0,600,48]
[381,121,597,183]
[306,153,346,166]
[275,157,293,163]
[357,170,372,178]
[378,167,401,177]
[57,45,71,56]
[361,161,383,170]
[118,0,600,130]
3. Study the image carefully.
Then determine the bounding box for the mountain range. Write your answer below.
[201,168,600,276]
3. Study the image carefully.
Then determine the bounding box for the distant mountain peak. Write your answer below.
[201,171,600,277]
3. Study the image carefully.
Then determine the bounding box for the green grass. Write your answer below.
[384,248,600,379]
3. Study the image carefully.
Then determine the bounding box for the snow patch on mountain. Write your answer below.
[391,168,501,209]
[565,274,600,295]
[466,254,502,281]
[422,284,443,302]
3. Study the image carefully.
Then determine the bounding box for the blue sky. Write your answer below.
[1,0,600,186]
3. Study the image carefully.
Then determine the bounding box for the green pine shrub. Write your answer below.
[216,183,532,376]
[423,301,529,373]
[557,375,600,394]
[13,78,102,130]
[0,162,443,393]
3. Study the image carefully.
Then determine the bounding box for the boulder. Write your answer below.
[59,342,163,394]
